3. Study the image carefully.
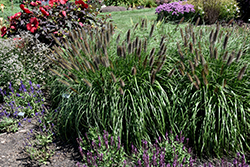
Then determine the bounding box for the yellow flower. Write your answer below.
[89,5,92,8]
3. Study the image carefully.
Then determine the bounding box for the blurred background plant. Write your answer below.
[236,0,250,22]
[184,0,240,24]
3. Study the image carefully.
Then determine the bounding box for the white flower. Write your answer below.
[62,93,70,98]
[202,11,204,14]
[18,112,25,117]
[227,9,230,12]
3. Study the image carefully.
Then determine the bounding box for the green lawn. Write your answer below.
[102,8,158,33]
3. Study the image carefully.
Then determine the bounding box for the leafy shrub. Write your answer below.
[1,0,111,47]
[185,0,240,24]
[77,127,127,166]
[155,1,196,22]
[103,0,130,6]
[143,0,157,8]
[237,0,250,22]
[218,0,240,21]
[0,30,54,90]
[0,80,45,132]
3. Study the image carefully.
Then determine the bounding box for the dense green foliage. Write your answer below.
[0,5,250,165]
[47,17,250,157]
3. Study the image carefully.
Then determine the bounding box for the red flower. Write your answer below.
[23,8,33,14]
[75,0,88,9]
[59,0,67,5]
[49,0,58,7]
[62,10,66,17]
[26,17,39,33]
[10,12,22,20]
[1,26,7,37]
[49,0,67,6]
[20,4,25,10]
[10,24,17,30]
[13,38,21,40]
[30,1,38,6]
[20,4,33,14]
[43,5,51,10]
[13,38,24,48]
[39,7,49,16]
[79,22,83,27]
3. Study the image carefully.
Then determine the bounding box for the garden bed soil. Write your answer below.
[0,117,249,166]
[0,116,82,167]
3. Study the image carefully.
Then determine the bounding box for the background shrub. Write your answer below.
[237,0,250,22]
[185,0,240,24]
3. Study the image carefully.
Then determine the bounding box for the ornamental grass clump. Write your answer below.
[47,20,179,152]
[167,22,250,156]
[76,127,127,166]
[155,1,195,22]
[0,80,46,133]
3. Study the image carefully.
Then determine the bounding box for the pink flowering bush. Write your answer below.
[1,0,111,47]
[155,1,195,22]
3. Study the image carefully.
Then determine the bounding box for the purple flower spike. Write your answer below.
[138,159,142,167]
[182,157,186,164]
[111,136,114,146]
[9,82,14,93]
[123,160,126,167]
[117,136,121,150]
[79,146,84,157]
[0,88,4,96]
[165,132,168,139]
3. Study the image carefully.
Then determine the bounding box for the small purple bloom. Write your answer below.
[38,119,42,123]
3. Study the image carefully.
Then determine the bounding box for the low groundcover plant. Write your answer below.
[0,80,45,132]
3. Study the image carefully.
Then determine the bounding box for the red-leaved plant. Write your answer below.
[1,0,111,47]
